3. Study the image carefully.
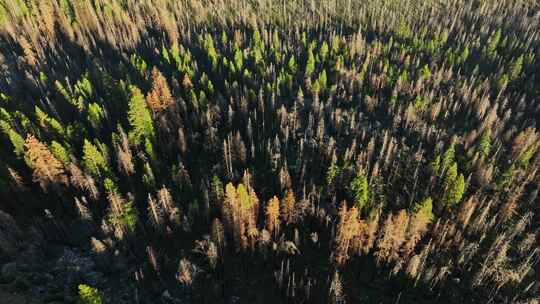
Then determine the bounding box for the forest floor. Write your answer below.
[0,288,41,304]
[0,239,139,304]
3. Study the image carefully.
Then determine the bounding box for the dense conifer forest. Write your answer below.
[0,0,539,303]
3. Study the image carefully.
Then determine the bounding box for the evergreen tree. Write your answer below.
[443,164,465,206]
[142,161,156,188]
[82,139,110,178]
[107,192,138,234]
[478,131,491,157]
[351,169,370,211]
[87,102,105,129]
[5,127,25,157]
[441,145,455,172]
[326,160,340,186]
[411,197,434,221]
[459,46,470,63]
[316,69,327,90]
[420,64,431,79]
[497,74,509,90]
[127,85,155,144]
[204,34,219,70]
[510,55,524,81]
[487,29,501,57]
[50,141,71,166]
[305,47,315,77]
[320,41,329,62]
[287,56,297,74]
[211,175,224,204]
[234,47,243,72]
[78,284,102,304]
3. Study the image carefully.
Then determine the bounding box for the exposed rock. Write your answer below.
[56,248,95,273]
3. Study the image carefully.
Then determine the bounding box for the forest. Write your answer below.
[0,0,538,303]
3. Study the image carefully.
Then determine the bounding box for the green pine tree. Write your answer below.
[326,160,341,186]
[443,163,465,206]
[6,127,25,157]
[287,56,297,74]
[82,139,110,177]
[103,177,119,194]
[448,173,465,205]
[78,284,102,304]
[87,102,105,129]
[351,169,370,211]
[127,86,155,145]
[487,29,501,57]
[317,69,327,90]
[320,41,329,62]
[459,46,469,64]
[441,145,455,171]
[412,197,434,221]
[420,64,431,79]
[305,47,315,77]
[509,55,524,81]
[478,131,491,157]
[234,47,244,71]
[430,155,441,174]
[50,141,71,165]
[211,175,224,202]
